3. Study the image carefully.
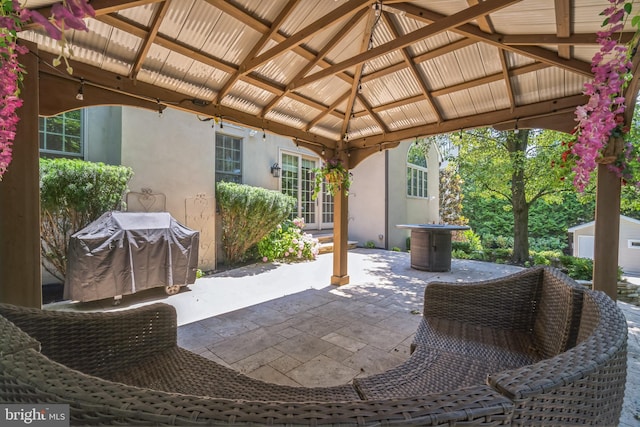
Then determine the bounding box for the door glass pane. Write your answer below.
[301,159,316,225]
[282,154,299,218]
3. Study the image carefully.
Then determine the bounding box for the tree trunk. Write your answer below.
[509,130,530,264]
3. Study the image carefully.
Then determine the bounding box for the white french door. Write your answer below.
[281,152,333,229]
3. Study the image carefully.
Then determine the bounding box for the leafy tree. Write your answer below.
[216,182,295,264]
[454,128,570,264]
[40,158,133,281]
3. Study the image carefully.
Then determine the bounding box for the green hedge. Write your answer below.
[216,182,295,265]
[40,158,133,281]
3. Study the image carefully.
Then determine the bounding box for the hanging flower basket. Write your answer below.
[312,158,352,200]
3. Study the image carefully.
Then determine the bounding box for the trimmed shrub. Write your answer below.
[40,158,133,281]
[216,182,295,264]
[257,217,319,262]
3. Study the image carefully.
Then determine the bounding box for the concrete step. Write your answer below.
[318,240,358,254]
[307,231,357,254]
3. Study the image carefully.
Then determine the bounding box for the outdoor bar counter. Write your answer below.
[397,224,470,272]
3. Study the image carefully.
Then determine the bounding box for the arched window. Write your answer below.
[407,143,428,198]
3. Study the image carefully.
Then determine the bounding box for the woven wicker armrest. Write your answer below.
[423,267,544,331]
[0,303,177,378]
[486,290,627,425]
[1,348,514,426]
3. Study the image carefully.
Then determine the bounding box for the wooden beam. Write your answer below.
[130,0,172,80]
[0,42,41,307]
[37,51,337,149]
[262,9,368,118]
[26,0,163,19]
[349,93,587,148]
[383,11,443,122]
[467,0,496,33]
[555,0,571,59]
[291,0,522,90]
[305,91,350,132]
[216,0,300,104]
[391,2,593,78]
[241,0,372,75]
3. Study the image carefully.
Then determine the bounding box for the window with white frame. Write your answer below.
[628,239,640,249]
[407,143,428,198]
[215,133,242,183]
[39,110,84,158]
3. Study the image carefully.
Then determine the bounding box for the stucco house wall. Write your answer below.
[349,152,386,248]
[47,105,442,281]
[388,141,440,251]
[568,215,640,274]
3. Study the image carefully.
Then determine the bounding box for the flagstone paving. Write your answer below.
[49,248,640,425]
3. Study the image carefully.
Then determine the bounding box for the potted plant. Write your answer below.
[312,157,352,200]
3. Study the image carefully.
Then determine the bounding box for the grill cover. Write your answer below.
[64,211,199,302]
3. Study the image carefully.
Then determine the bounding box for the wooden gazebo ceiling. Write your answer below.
[21,0,640,165]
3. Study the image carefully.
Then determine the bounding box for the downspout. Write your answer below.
[385,150,389,250]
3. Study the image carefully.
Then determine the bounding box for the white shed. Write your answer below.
[568,215,640,274]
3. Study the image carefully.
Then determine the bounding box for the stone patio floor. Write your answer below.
[50,248,640,426]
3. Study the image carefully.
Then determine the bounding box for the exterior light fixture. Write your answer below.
[262,129,266,142]
[76,79,84,101]
[270,162,281,178]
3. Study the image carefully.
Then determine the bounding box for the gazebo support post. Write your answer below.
[331,152,350,286]
[0,42,41,307]
[592,164,622,300]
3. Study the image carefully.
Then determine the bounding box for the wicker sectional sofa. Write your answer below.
[0,267,628,426]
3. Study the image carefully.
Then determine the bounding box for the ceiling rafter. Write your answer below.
[204,0,353,86]
[130,0,171,80]
[305,92,350,132]
[360,38,477,83]
[37,50,337,149]
[240,0,372,76]
[391,2,592,77]
[260,9,368,119]
[500,32,634,45]
[215,0,300,105]
[357,94,388,133]
[290,0,521,90]
[499,50,516,112]
[555,0,571,59]
[97,14,334,110]
[382,11,443,123]
[341,4,378,139]
[467,0,496,33]
[28,0,163,21]
[351,94,588,148]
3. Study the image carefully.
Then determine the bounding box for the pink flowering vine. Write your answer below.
[0,0,94,180]
[571,0,640,191]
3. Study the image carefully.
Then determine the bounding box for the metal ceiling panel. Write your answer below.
[454,44,488,82]
[299,74,352,107]
[365,68,421,108]
[512,71,540,105]
[427,52,465,89]
[407,0,469,16]
[196,11,262,66]
[503,50,537,70]
[325,18,370,64]
[487,80,512,111]
[116,1,158,27]
[272,97,322,124]
[254,49,310,86]
[467,84,501,114]
[418,60,446,92]
[490,0,556,35]
[226,80,277,112]
[24,0,621,152]
[448,90,478,118]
